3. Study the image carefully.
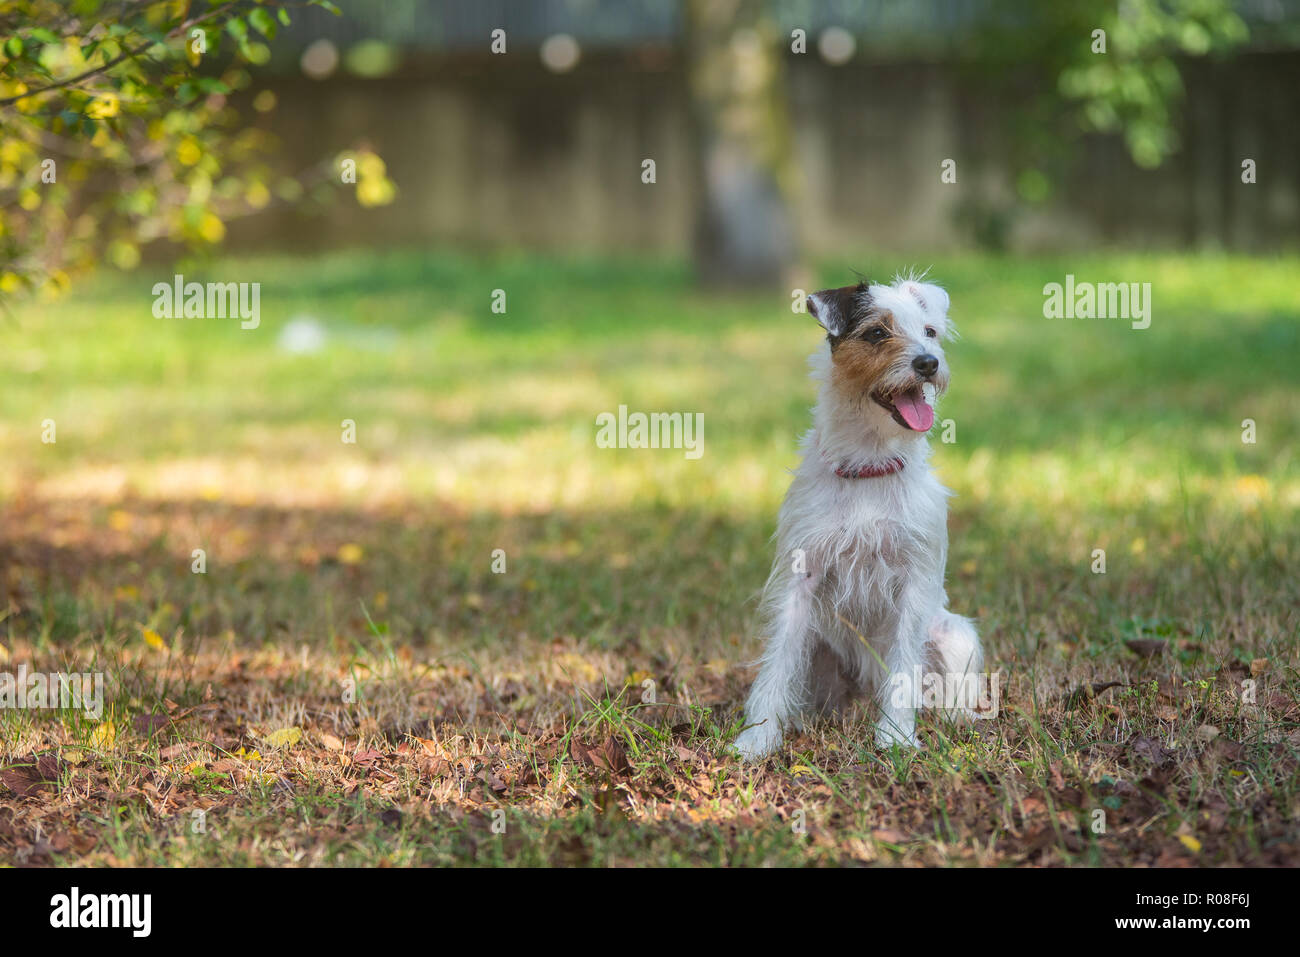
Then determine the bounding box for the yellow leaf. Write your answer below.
[44,269,70,295]
[554,651,599,682]
[176,137,202,166]
[142,628,166,650]
[337,543,364,565]
[86,92,120,118]
[0,641,8,663]
[357,152,387,178]
[90,721,117,750]
[263,726,302,748]
[1178,834,1202,853]
[244,180,271,209]
[356,176,396,207]
[789,764,815,775]
[320,732,343,751]
[108,508,131,531]
[197,212,225,243]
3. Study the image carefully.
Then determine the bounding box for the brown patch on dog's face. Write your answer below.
[829,309,908,403]
[812,278,950,432]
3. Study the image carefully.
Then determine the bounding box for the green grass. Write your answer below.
[0,247,1296,866]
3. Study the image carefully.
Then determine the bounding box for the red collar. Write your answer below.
[813,434,905,479]
[834,457,904,479]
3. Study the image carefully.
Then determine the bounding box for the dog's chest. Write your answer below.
[828,513,923,587]
[783,470,947,624]
[814,517,930,640]
[790,471,945,558]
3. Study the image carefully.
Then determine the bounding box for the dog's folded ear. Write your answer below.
[806,282,867,338]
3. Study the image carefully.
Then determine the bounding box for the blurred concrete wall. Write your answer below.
[234,50,1300,255]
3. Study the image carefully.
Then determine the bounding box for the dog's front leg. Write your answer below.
[733,566,820,762]
[874,587,931,749]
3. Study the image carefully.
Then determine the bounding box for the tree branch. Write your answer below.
[0,0,252,109]
[0,42,152,107]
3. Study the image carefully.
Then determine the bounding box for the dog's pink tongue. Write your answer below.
[894,391,934,431]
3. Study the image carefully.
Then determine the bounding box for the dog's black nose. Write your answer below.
[912,353,939,377]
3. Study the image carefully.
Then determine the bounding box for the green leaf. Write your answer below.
[277,8,292,27]
[248,8,276,40]
[4,37,23,58]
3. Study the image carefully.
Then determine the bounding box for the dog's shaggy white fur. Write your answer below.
[734,275,983,761]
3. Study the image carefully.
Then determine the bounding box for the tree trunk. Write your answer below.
[684,0,797,286]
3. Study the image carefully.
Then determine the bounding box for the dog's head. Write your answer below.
[807,276,953,434]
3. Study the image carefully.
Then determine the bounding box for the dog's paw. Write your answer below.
[874,725,921,751]
[732,722,782,763]
[933,705,985,725]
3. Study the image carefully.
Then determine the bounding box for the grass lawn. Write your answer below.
[1,248,1296,866]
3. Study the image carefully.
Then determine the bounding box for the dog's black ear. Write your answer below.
[806,282,867,338]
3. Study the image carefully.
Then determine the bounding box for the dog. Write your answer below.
[733,275,983,761]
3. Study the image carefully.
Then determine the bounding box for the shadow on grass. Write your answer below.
[5,492,1284,667]
[2,493,1297,867]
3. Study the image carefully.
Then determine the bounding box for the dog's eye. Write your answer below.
[924,326,938,338]
[861,326,890,344]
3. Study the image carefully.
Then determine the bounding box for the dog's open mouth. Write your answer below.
[872,386,935,431]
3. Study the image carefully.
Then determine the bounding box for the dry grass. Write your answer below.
[1,250,1297,865]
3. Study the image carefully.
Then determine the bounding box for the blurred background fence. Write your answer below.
[232,0,1300,256]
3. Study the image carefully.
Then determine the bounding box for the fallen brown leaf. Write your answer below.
[1125,639,1167,658]
[0,753,67,798]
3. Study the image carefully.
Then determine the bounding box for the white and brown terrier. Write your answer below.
[733,275,983,761]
